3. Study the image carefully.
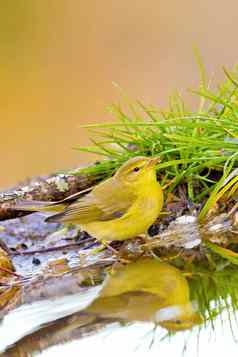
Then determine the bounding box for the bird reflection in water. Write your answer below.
[2,258,202,356]
[86,258,202,330]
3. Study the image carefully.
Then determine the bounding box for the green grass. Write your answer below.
[72,62,238,332]
[74,64,238,221]
[161,244,238,332]
[188,252,238,331]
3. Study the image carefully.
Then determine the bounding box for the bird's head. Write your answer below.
[115,156,160,188]
[156,304,203,331]
[159,312,202,331]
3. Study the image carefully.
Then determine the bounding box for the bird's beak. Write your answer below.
[147,157,161,167]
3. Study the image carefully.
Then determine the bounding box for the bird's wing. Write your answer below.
[46,177,136,224]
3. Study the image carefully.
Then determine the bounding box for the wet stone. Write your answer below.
[32,257,41,266]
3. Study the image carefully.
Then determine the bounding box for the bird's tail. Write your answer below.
[45,211,68,223]
[13,200,65,213]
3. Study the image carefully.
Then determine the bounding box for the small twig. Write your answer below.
[161,177,176,190]
[10,239,95,256]
[227,201,238,217]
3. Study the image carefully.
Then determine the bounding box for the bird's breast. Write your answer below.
[82,183,163,241]
[133,188,163,223]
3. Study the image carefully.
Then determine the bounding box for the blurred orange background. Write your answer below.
[1,1,238,189]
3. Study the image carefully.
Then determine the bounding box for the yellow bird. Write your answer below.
[14,156,163,242]
[86,258,202,331]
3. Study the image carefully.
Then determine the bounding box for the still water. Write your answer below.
[0,243,237,357]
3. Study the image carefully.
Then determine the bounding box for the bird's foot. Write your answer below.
[90,241,118,256]
[138,234,161,260]
[99,240,130,264]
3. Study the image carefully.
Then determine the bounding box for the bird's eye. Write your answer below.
[175,320,182,324]
[133,167,140,172]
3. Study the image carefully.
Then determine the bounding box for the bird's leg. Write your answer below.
[89,239,130,263]
[101,240,131,263]
[139,233,149,243]
[90,240,119,255]
[101,240,120,255]
[138,233,161,260]
[87,240,129,264]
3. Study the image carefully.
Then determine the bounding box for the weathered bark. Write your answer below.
[0,170,98,221]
